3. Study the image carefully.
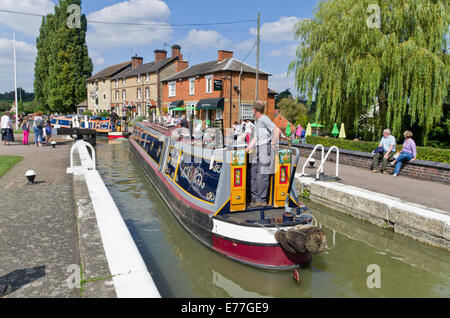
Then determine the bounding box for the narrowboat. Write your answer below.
[51,116,131,139]
[129,122,326,270]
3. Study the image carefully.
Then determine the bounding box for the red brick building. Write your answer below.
[161,50,277,130]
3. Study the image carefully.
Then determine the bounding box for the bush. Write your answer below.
[305,136,450,163]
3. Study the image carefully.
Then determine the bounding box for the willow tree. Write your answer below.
[288,0,449,142]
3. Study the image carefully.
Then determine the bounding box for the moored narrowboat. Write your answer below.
[129,122,326,270]
[51,116,131,139]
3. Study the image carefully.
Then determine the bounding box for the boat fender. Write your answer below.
[275,225,327,255]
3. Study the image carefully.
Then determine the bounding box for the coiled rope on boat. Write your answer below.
[275,225,327,255]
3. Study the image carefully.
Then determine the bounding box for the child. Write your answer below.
[22,115,30,145]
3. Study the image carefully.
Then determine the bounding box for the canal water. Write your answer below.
[95,140,450,298]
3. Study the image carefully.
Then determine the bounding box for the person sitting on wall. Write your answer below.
[246,101,280,207]
[372,129,396,175]
[391,130,417,177]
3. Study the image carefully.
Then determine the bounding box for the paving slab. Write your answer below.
[298,157,450,213]
[0,140,81,298]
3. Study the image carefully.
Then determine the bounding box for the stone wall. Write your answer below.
[292,143,450,185]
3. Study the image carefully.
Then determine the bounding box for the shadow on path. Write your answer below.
[0,266,46,294]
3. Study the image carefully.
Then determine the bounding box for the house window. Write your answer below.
[122,90,126,100]
[146,73,150,82]
[122,78,126,85]
[137,74,141,83]
[169,81,176,97]
[145,87,150,99]
[205,75,213,93]
[189,78,195,95]
[116,79,119,86]
[115,91,119,101]
[137,88,141,100]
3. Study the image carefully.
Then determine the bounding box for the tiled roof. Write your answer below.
[111,57,178,80]
[161,58,271,82]
[87,61,132,81]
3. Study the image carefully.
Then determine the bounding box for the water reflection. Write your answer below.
[95,140,450,298]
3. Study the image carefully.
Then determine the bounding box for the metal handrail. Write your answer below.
[301,144,325,176]
[316,146,339,180]
[69,140,96,171]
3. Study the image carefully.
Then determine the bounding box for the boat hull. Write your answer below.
[129,137,311,270]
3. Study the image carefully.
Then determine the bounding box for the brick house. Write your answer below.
[110,45,188,117]
[86,60,132,114]
[161,50,276,130]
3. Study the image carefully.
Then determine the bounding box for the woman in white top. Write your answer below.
[1,112,14,145]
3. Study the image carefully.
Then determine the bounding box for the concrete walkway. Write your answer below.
[298,156,449,213]
[0,140,81,297]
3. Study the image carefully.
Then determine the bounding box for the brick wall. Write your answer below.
[292,143,450,185]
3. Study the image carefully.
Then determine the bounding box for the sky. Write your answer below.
[0,0,318,95]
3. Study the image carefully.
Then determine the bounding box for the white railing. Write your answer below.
[315,146,340,180]
[301,144,325,176]
[67,140,96,174]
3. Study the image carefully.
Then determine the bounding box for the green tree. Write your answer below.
[275,89,293,108]
[278,97,308,127]
[289,0,449,143]
[34,0,92,114]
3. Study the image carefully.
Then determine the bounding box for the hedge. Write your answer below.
[305,136,450,163]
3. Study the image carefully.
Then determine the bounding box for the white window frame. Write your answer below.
[116,79,119,87]
[168,81,176,97]
[137,74,141,83]
[189,78,195,95]
[146,73,150,82]
[122,90,126,101]
[205,75,213,94]
[122,78,126,85]
[115,91,119,101]
[145,87,150,100]
[137,88,141,100]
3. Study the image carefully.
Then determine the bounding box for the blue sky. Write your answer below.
[0,0,318,94]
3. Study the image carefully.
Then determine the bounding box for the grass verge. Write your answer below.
[0,155,23,178]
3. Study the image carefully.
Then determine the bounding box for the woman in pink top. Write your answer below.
[392,130,417,177]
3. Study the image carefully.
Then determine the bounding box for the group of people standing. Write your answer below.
[1,111,53,147]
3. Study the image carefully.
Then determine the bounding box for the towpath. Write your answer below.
[0,138,82,298]
[298,156,449,213]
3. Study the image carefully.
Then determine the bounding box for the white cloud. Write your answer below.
[86,0,173,50]
[181,29,230,51]
[0,37,37,91]
[94,57,105,66]
[269,72,297,94]
[269,44,298,57]
[250,16,301,43]
[0,0,54,37]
